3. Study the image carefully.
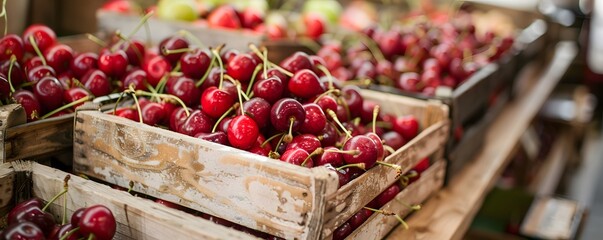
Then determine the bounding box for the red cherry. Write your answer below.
[43,44,74,74]
[280,148,314,168]
[98,49,128,78]
[196,131,229,145]
[279,51,313,74]
[7,198,44,224]
[50,223,81,240]
[12,89,41,121]
[8,204,56,235]
[270,98,305,132]
[0,60,25,87]
[82,69,111,97]
[70,52,98,78]
[78,205,116,240]
[303,13,325,40]
[166,76,201,107]
[299,103,326,135]
[252,76,284,104]
[2,221,46,240]
[32,76,64,112]
[226,53,258,83]
[375,184,401,208]
[317,47,343,71]
[319,123,338,147]
[241,8,264,29]
[227,115,260,150]
[248,134,271,156]
[207,5,242,29]
[27,65,55,83]
[122,39,146,66]
[141,102,167,126]
[178,110,214,136]
[288,69,325,98]
[221,49,239,63]
[378,31,403,59]
[393,115,419,141]
[240,97,271,129]
[22,24,57,54]
[366,132,385,162]
[169,107,191,132]
[180,48,211,79]
[333,222,353,240]
[341,86,364,118]
[159,36,189,65]
[155,199,185,211]
[200,86,235,118]
[413,157,430,173]
[382,131,406,151]
[286,134,321,154]
[316,147,344,167]
[122,69,147,91]
[142,54,172,87]
[113,107,139,121]
[0,34,25,62]
[349,209,370,229]
[397,72,421,92]
[342,135,378,168]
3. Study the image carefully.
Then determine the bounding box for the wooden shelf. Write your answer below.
[527,129,571,196]
[385,41,578,240]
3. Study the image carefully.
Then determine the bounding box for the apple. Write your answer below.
[157,0,199,22]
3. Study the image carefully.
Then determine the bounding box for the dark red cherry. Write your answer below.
[142,54,172,87]
[27,65,55,83]
[11,90,41,121]
[167,76,201,107]
[342,135,378,168]
[50,223,81,240]
[24,56,44,72]
[241,7,264,29]
[43,44,74,74]
[198,67,222,91]
[180,48,212,79]
[279,51,313,74]
[349,209,370,229]
[8,205,55,235]
[122,39,146,66]
[169,107,191,132]
[393,115,419,141]
[299,103,326,135]
[0,34,25,62]
[316,147,344,167]
[333,221,353,240]
[33,76,64,112]
[270,98,305,132]
[375,184,401,208]
[319,123,338,147]
[252,76,284,103]
[200,86,235,118]
[179,110,214,136]
[196,131,229,145]
[286,134,321,154]
[366,132,385,161]
[70,52,98,79]
[226,53,258,83]
[22,24,57,54]
[98,49,128,78]
[82,69,111,97]
[378,30,403,59]
[141,102,167,126]
[2,221,46,240]
[78,205,116,240]
[313,95,338,117]
[280,148,313,168]
[0,60,25,87]
[227,115,260,150]
[221,49,240,64]
[248,134,271,156]
[122,69,147,91]
[341,86,364,118]
[7,198,44,224]
[154,199,185,211]
[113,107,139,121]
[413,157,430,173]
[159,35,189,66]
[207,5,242,29]
[218,116,234,133]
[288,69,325,99]
[241,97,271,129]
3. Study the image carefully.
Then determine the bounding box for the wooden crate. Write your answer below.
[0,161,257,239]
[346,159,446,240]
[72,89,449,239]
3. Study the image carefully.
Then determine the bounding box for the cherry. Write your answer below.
[279,148,314,168]
[279,51,313,74]
[78,205,116,240]
[50,223,81,240]
[313,94,338,117]
[286,134,322,154]
[2,221,46,240]
[355,61,377,80]
[141,102,167,126]
[226,53,258,83]
[375,184,401,208]
[207,5,242,29]
[227,115,260,150]
[155,199,185,211]
[397,72,421,92]
[122,69,147,91]
[196,131,229,145]
[382,131,406,150]
[221,49,239,63]
[0,34,25,62]
[393,115,419,141]
[217,116,234,133]
[340,86,364,118]
[319,123,338,147]
[248,134,271,156]
[366,132,385,162]
[8,204,56,235]
[360,101,380,124]
[270,98,305,132]
[349,209,370,229]
[27,65,55,83]
[342,135,378,168]
[288,69,325,99]
[252,76,284,104]
[82,69,111,97]
[413,157,430,173]
[98,49,128,78]
[33,76,64,112]
[376,59,395,80]
[178,110,213,136]
[299,103,326,135]
[201,86,235,118]
[24,56,44,72]
[0,59,25,87]
[240,97,271,129]
[63,88,91,110]
[159,35,189,65]
[169,107,191,131]
[198,67,222,91]
[241,7,264,29]
[448,57,467,80]
[43,44,74,74]
[180,48,211,79]
[316,147,344,167]
[333,221,352,240]
[70,52,98,79]
[167,76,201,107]
[317,48,342,71]
[303,13,326,40]
[22,24,57,54]
[122,39,146,66]
[12,89,42,121]
[7,198,44,224]
[142,54,171,87]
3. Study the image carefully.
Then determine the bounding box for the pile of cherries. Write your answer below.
[112,31,422,188]
[316,11,514,96]
[1,178,116,240]
[0,23,146,122]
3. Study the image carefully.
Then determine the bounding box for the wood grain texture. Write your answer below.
[0,104,26,162]
[0,161,258,239]
[386,41,577,240]
[73,90,449,239]
[346,160,446,240]
[4,115,73,162]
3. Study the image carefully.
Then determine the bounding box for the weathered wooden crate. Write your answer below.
[72,89,449,239]
[0,161,257,239]
[346,159,446,240]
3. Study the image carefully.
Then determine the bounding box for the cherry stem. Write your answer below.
[41,96,92,119]
[59,227,80,240]
[262,48,268,79]
[115,32,145,64]
[7,55,15,93]
[0,0,7,36]
[261,132,285,148]
[131,91,144,124]
[178,30,206,48]
[377,161,402,178]
[316,65,335,90]
[211,103,239,133]
[62,184,67,224]
[274,131,287,152]
[313,89,340,104]
[284,117,295,143]
[28,35,47,66]
[42,175,70,212]
[195,55,216,88]
[325,148,360,156]
[372,105,380,134]
[326,109,352,139]
[246,63,263,96]
[86,33,108,48]
[384,145,396,154]
[113,11,154,52]
[87,233,94,240]
[301,148,323,167]
[134,90,191,116]
[248,44,294,77]
[162,47,193,55]
[363,207,409,230]
[336,163,366,171]
[342,79,372,87]
[211,48,225,89]
[155,75,169,96]
[396,200,421,211]
[112,91,129,116]
[357,33,386,62]
[338,96,352,121]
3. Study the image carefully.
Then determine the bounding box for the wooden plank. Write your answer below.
[527,130,570,196]
[386,41,577,240]
[0,161,258,239]
[346,160,446,240]
[4,115,73,162]
[0,104,26,163]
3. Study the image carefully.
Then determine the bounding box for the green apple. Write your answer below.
[227,0,268,12]
[157,0,198,22]
[302,0,342,25]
